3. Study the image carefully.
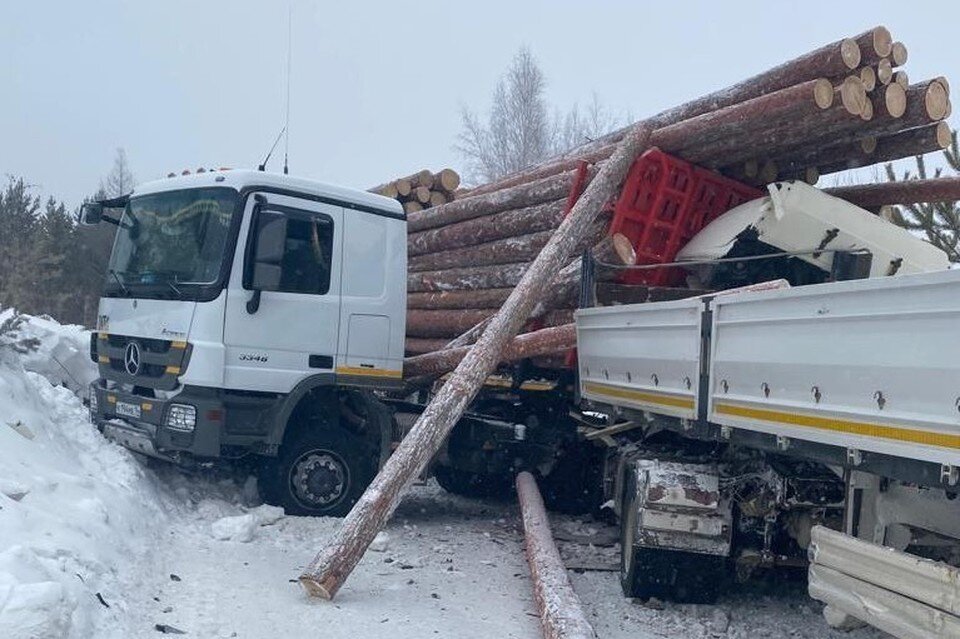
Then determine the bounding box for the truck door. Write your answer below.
[222,192,343,393]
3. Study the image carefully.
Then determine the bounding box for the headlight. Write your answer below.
[165,404,197,432]
[89,387,99,415]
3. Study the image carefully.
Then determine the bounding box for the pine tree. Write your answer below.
[884,132,960,262]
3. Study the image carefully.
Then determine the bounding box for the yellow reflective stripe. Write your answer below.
[170,341,188,349]
[714,402,960,450]
[583,381,695,410]
[165,366,181,375]
[98,355,110,363]
[335,366,403,379]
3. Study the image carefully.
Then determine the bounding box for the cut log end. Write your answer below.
[396,179,412,197]
[403,200,424,214]
[891,41,908,67]
[813,78,835,109]
[860,136,878,155]
[859,67,877,93]
[759,160,778,184]
[859,98,874,121]
[936,76,952,95]
[299,576,334,600]
[927,81,950,120]
[840,38,861,70]
[877,58,893,85]
[743,159,759,179]
[894,71,909,90]
[611,233,637,266]
[434,168,461,192]
[884,82,907,119]
[804,166,820,185]
[870,27,893,58]
[838,76,868,115]
[936,122,953,149]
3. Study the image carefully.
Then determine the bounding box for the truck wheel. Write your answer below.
[262,427,376,517]
[618,468,724,603]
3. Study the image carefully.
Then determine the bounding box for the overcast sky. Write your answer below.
[2,1,958,209]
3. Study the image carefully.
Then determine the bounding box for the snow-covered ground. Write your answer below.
[0,312,888,638]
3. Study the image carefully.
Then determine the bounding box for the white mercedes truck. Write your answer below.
[82,169,407,516]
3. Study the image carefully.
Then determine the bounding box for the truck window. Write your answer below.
[275,214,333,295]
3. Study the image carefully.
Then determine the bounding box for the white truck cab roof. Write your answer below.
[131,169,404,218]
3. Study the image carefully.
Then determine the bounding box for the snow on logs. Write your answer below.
[516,471,598,639]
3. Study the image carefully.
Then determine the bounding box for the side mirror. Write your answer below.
[79,202,103,225]
[246,210,287,313]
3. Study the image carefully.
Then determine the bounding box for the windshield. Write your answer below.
[105,187,238,299]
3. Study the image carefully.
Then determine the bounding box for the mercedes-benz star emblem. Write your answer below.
[124,342,142,376]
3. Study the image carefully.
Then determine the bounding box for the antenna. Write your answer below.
[283,4,292,175]
[258,125,285,172]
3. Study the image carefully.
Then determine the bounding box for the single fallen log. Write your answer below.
[826,177,960,208]
[297,123,653,600]
[404,324,576,378]
[516,471,598,639]
[818,121,952,176]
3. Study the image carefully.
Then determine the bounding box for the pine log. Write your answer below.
[462,32,864,200]
[407,166,598,233]
[402,169,434,189]
[403,324,576,378]
[877,58,893,85]
[406,308,499,338]
[891,42,908,67]
[394,178,412,197]
[408,262,530,293]
[408,217,609,272]
[825,177,960,208]
[408,199,567,256]
[516,472,599,639]
[428,190,448,207]
[405,337,450,355]
[410,185,431,204]
[407,288,515,310]
[818,122,953,176]
[370,181,399,199]
[297,124,652,601]
[853,26,892,66]
[859,66,877,92]
[403,200,423,214]
[409,230,553,272]
[894,70,909,89]
[433,169,461,192]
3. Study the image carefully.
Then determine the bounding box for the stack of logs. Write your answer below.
[371,169,461,214]
[401,25,955,374]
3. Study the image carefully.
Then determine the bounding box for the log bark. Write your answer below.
[407,288,515,310]
[408,262,530,293]
[461,32,863,201]
[408,199,567,256]
[408,217,609,272]
[406,308,499,338]
[516,472,598,639]
[818,122,952,176]
[853,26,892,66]
[403,324,576,378]
[404,337,450,355]
[369,181,399,199]
[297,124,652,600]
[407,166,598,233]
[825,177,960,208]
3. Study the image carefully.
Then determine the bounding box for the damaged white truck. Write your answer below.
[81,167,960,636]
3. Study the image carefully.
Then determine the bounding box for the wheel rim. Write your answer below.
[289,448,351,511]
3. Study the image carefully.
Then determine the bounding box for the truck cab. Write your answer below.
[84,170,406,516]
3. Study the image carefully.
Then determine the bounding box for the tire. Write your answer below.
[260,427,376,517]
[433,465,512,499]
[619,468,724,603]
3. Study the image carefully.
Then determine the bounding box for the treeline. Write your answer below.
[0,177,116,327]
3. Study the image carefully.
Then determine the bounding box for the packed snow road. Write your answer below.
[0,313,887,638]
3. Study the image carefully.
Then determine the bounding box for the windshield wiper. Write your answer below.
[107,269,131,297]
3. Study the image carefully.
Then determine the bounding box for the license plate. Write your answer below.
[116,401,142,419]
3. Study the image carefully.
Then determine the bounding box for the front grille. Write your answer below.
[96,333,191,391]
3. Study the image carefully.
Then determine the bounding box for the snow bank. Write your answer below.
[0,313,164,639]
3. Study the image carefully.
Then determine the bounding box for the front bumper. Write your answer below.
[91,385,225,461]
